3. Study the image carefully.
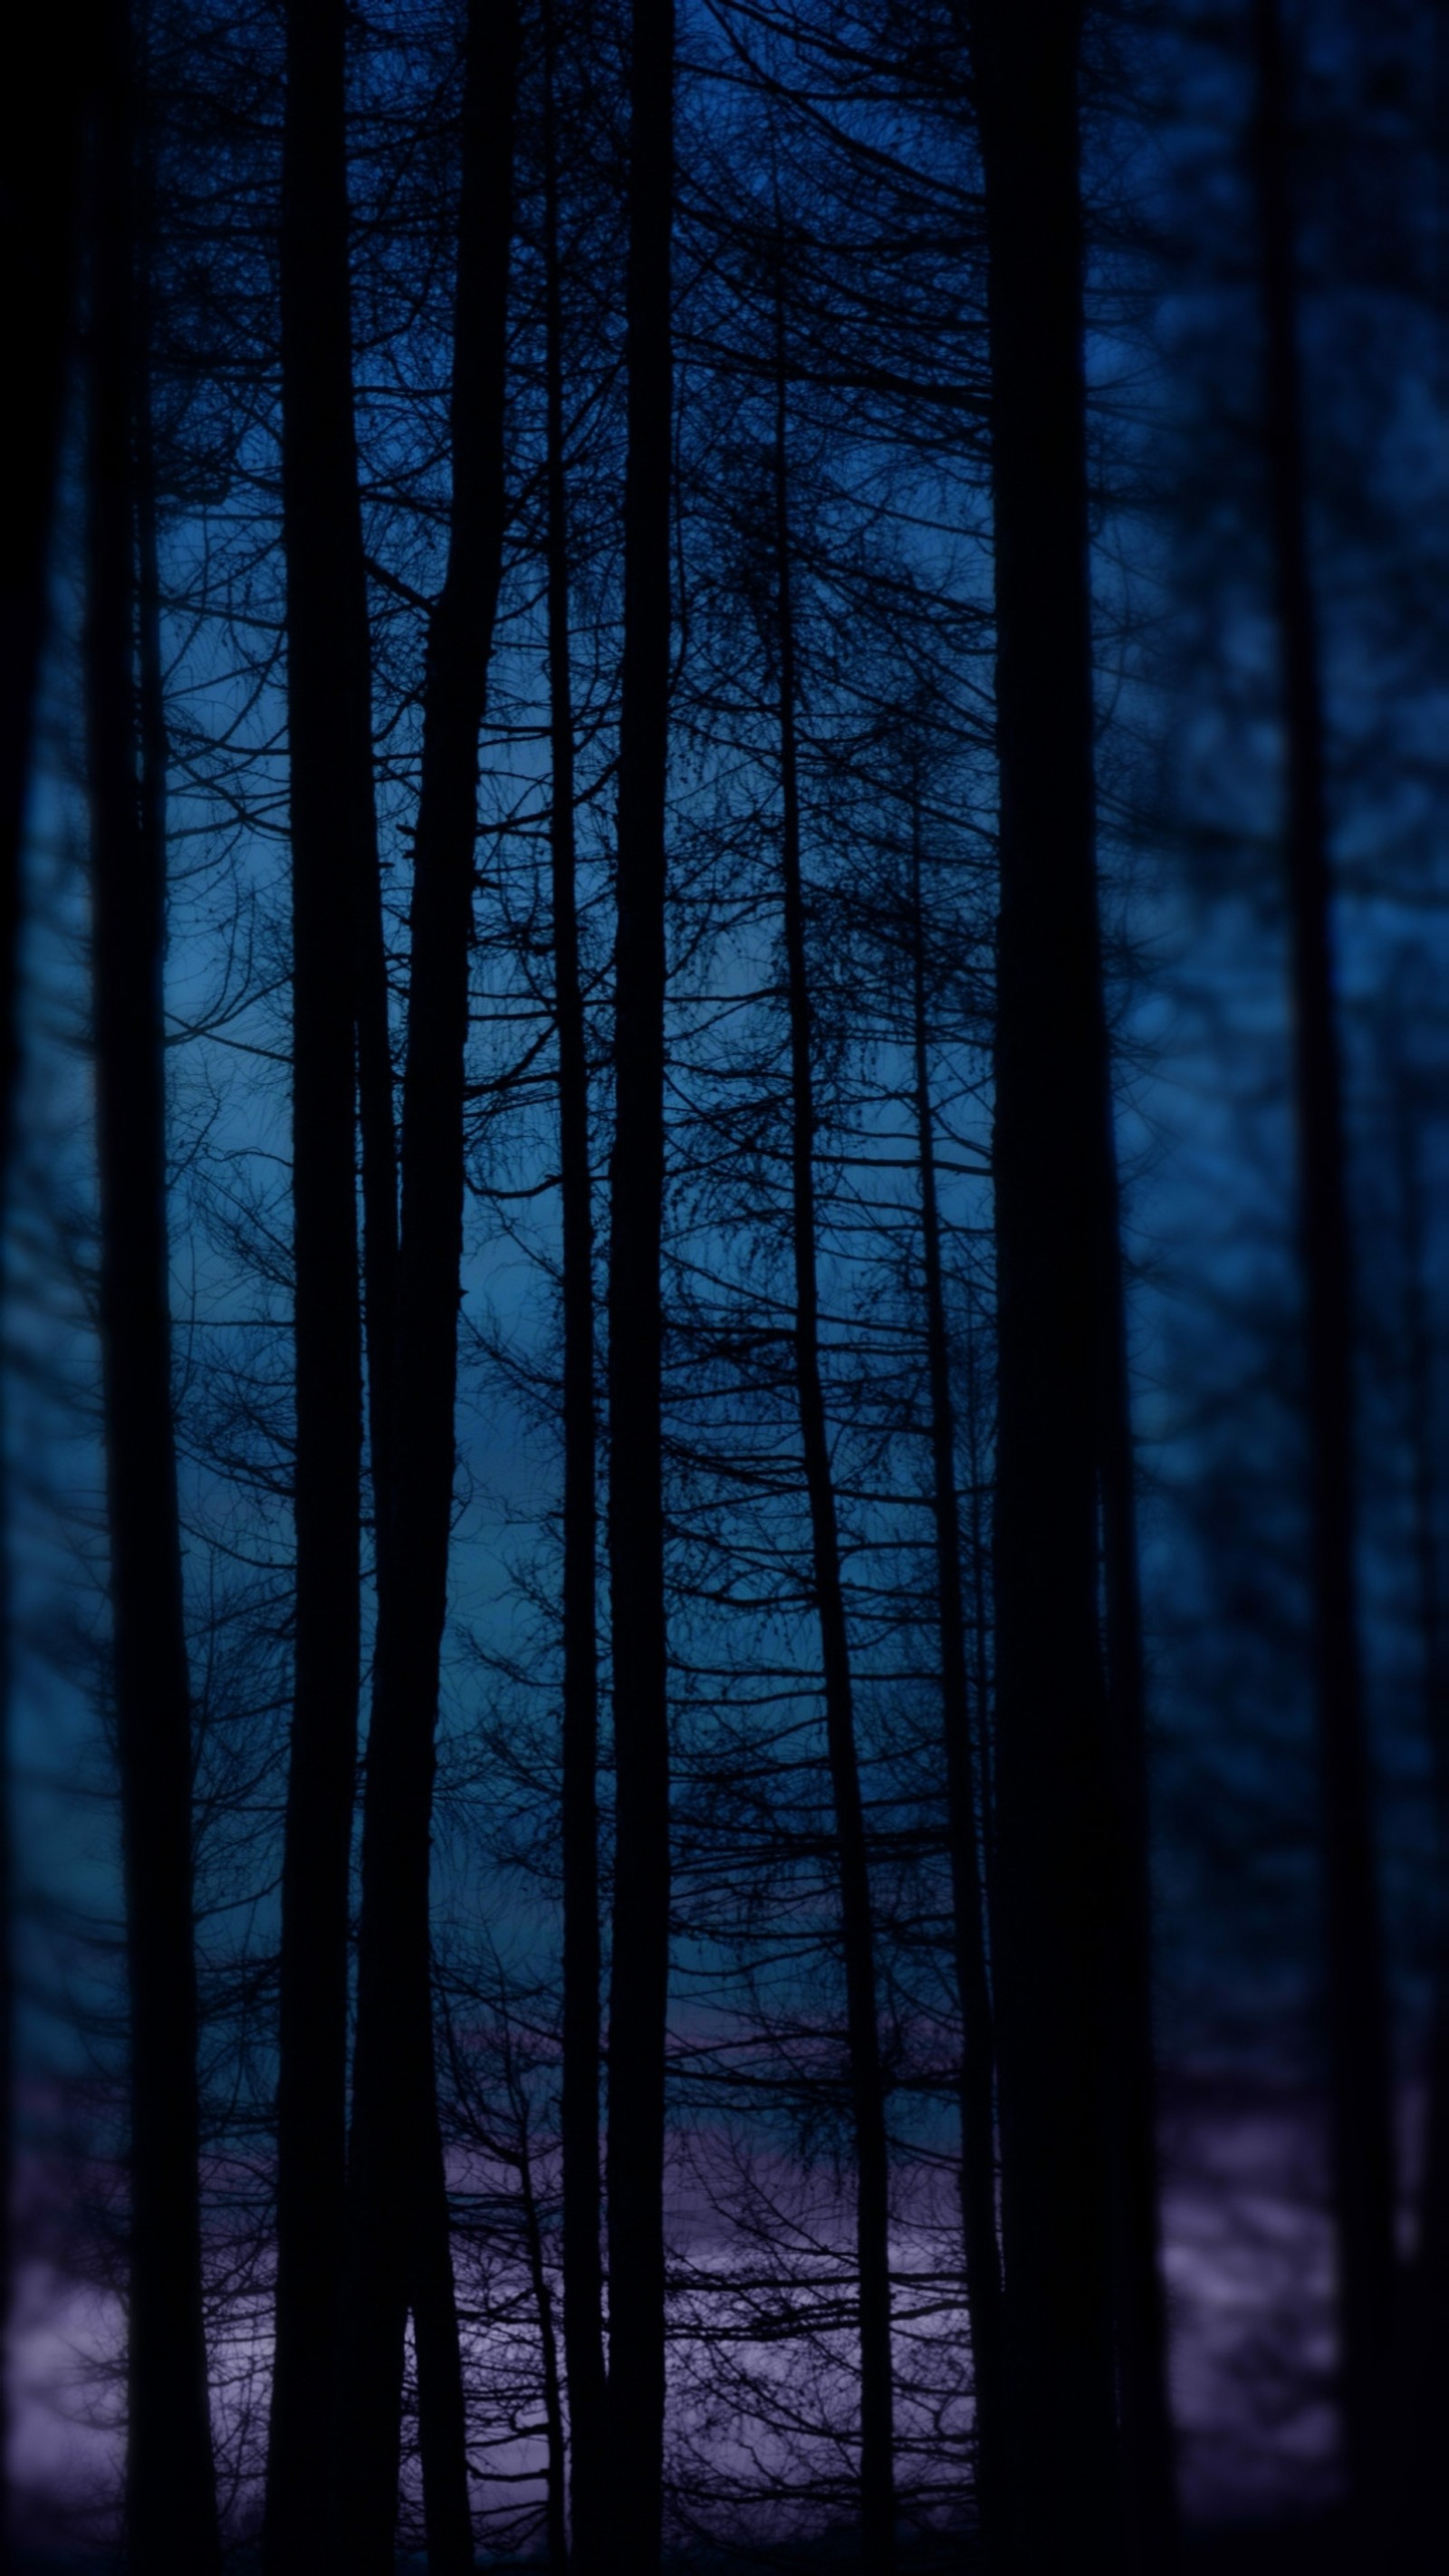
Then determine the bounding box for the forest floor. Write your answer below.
[692,2517,1356,2575]
[1183,2513,1352,2572]
[8,2537,1356,2575]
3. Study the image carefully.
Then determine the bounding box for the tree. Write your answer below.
[264,2,377,2565]
[1380,1026,1449,2571]
[1,40,94,2550]
[964,0,1146,2563]
[1249,0,1396,2521]
[82,5,222,2563]
[903,764,1004,2551]
[335,4,522,2566]
[769,270,897,2571]
[0,15,91,982]
[22,0,1441,2554]
[603,0,677,2564]
[542,2,609,2561]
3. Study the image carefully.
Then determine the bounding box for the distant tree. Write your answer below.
[1249,0,1396,2523]
[1146,0,1443,2439]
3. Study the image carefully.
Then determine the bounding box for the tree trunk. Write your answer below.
[518,2091,571,2572]
[412,2099,476,2574]
[965,3,1120,2564]
[905,796,1004,2552]
[1097,1095,1178,2575]
[1,15,87,954]
[266,5,372,2562]
[1387,1072,1449,2571]
[334,4,521,2566]
[3,51,96,2546]
[963,1300,994,1906]
[1250,0,1396,2519]
[771,310,895,2572]
[542,5,609,2564]
[603,1,676,2565]
[83,12,221,2566]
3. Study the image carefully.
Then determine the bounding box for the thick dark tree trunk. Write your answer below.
[83,14,221,2568]
[265,5,373,2563]
[905,801,1004,2551]
[2,57,89,2536]
[603,2,676,2566]
[334,5,520,2567]
[1250,0,1396,2519]
[542,6,608,2564]
[966,4,1119,2564]
[771,324,895,2572]
[1,18,87,939]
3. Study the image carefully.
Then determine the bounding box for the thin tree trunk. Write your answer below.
[771,307,895,2571]
[1387,1073,1449,2571]
[603,1,676,2567]
[965,3,1120,2564]
[412,2098,475,2573]
[444,1982,571,2572]
[0,1068,11,2576]
[905,796,1003,2551]
[265,5,371,2562]
[83,13,221,2565]
[516,2086,571,2572]
[1251,0,1395,2519]
[542,4,608,2562]
[1097,1110,1178,2573]
[334,5,520,2566]
[1394,2002,1449,2571]
[963,1299,994,1901]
